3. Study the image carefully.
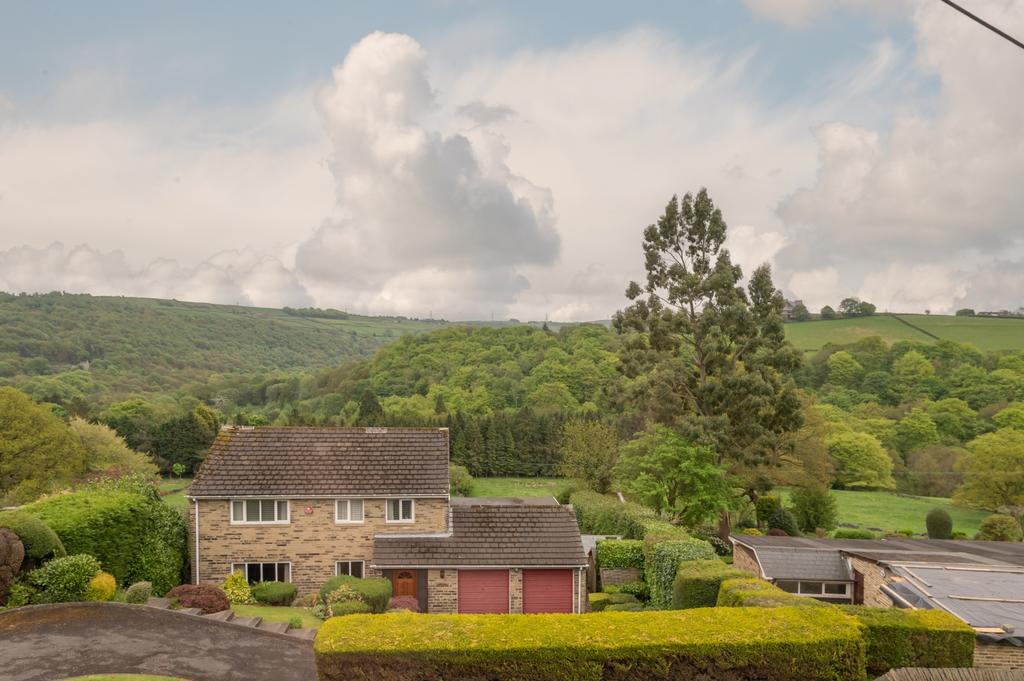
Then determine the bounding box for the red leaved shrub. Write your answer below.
[166,583,230,614]
[388,595,419,612]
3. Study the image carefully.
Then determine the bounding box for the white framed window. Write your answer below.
[231,561,291,584]
[776,580,850,599]
[335,499,365,523]
[230,499,289,524]
[335,560,365,578]
[386,498,415,523]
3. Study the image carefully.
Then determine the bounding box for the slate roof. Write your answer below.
[755,548,852,581]
[372,504,587,568]
[888,565,1024,636]
[188,427,450,497]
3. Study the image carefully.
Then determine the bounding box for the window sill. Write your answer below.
[229,521,291,526]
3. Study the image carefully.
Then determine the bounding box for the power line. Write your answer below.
[937,0,1024,51]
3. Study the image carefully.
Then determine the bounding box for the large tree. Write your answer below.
[613,189,803,529]
[955,428,1024,520]
[559,420,618,493]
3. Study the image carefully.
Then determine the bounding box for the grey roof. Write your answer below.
[188,427,450,497]
[890,565,1024,635]
[756,548,852,581]
[373,504,587,568]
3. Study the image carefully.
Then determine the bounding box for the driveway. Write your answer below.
[0,602,316,681]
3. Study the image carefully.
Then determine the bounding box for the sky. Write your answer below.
[0,0,1022,320]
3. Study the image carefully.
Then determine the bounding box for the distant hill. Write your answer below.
[785,313,1024,352]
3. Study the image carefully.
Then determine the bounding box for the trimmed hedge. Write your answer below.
[319,575,392,613]
[605,602,642,612]
[717,578,828,609]
[252,580,297,606]
[25,490,187,594]
[672,559,748,609]
[588,593,611,612]
[595,539,644,570]
[0,510,65,569]
[645,538,716,609]
[314,608,866,681]
[569,491,655,539]
[837,606,974,675]
[28,553,101,603]
[833,529,875,540]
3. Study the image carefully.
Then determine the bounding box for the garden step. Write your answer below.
[177,607,204,616]
[204,610,235,622]
[231,616,262,628]
[257,620,290,634]
[288,627,318,640]
[146,597,171,609]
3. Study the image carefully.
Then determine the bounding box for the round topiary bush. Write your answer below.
[252,580,297,606]
[926,508,953,540]
[165,584,230,614]
[976,514,1023,542]
[0,527,26,605]
[28,554,101,603]
[767,508,801,537]
[0,511,65,570]
[125,580,153,604]
[85,571,117,601]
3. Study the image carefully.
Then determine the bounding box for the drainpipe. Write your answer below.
[193,498,200,584]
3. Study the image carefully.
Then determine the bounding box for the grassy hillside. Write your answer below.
[786,313,1024,352]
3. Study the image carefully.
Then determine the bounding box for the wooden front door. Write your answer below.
[394,570,417,599]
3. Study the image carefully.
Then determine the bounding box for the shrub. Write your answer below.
[926,508,953,540]
[0,511,65,570]
[754,495,781,527]
[331,599,372,616]
[319,575,392,613]
[976,514,1023,541]
[672,559,748,609]
[616,580,649,602]
[588,593,611,612]
[165,584,230,614]
[252,580,297,606]
[0,527,25,605]
[645,538,716,609]
[739,527,763,536]
[951,530,968,539]
[85,571,117,601]
[222,570,256,604]
[24,489,187,594]
[449,464,474,496]
[767,508,801,537]
[569,490,651,538]
[313,608,866,681]
[595,539,644,570]
[790,485,838,533]
[5,581,35,608]
[606,592,639,606]
[833,528,876,540]
[28,554,101,603]
[288,615,303,629]
[837,606,974,675]
[388,596,420,612]
[716,578,827,609]
[688,525,732,556]
[605,602,642,612]
[124,581,153,604]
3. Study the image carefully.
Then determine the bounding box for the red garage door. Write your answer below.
[458,569,509,613]
[523,569,574,613]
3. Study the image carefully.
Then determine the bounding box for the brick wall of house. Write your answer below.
[732,544,760,577]
[427,568,457,613]
[599,568,643,587]
[189,497,448,594]
[509,569,523,613]
[847,556,893,608]
[975,642,1024,670]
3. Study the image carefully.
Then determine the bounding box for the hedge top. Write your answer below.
[315,607,862,656]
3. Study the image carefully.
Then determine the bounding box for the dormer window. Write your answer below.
[386,498,415,523]
[335,499,365,523]
[231,499,289,524]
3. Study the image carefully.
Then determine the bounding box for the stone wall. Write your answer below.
[732,544,760,577]
[975,642,1024,670]
[427,568,458,613]
[190,497,448,594]
[509,569,523,613]
[846,556,893,608]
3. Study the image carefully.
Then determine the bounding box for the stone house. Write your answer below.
[187,426,587,614]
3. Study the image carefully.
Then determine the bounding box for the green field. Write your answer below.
[785,313,1024,352]
[778,489,988,537]
[158,477,191,510]
[462,476,567,498]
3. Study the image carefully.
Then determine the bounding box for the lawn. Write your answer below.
[231,604,323,629]
[462,476,567,498]
[778,488,988,537]
[158,477,191,510]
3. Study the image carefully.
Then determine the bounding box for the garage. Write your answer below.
[522,569,574,613]
[457,569,509,613]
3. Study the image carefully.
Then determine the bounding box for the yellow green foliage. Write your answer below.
[838,606,974,675]
[221,571,255,604]
[85,571,116,601]
[716,578,827,608]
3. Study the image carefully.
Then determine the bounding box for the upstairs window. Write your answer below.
[386,498,415,523]
[335,499,365,523]
[231,499,289,524]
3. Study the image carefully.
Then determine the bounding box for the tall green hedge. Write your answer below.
[24,490,187,594]
[672,559,748,609]
[645,538,716,609]
[595,539,644,570]
[837,606,974,675]
[315,608,866,681]
[716,578,828,609]
[569,491,654,539]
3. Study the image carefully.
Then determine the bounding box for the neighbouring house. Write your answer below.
[187,426,587,614]
[731,535,1024,671]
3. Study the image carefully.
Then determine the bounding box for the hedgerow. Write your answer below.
[837,606,974,675]
[24,489,187,593]
[319,575,392,613]
[595,539,643,570]
[672,559,748,609]
[0,511,65,569]
[717,578,827,609]
[645,538,716,609]
[569,491,654,539]
[314,608,866,681]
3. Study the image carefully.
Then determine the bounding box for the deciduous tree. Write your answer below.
[559,420,618,493]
